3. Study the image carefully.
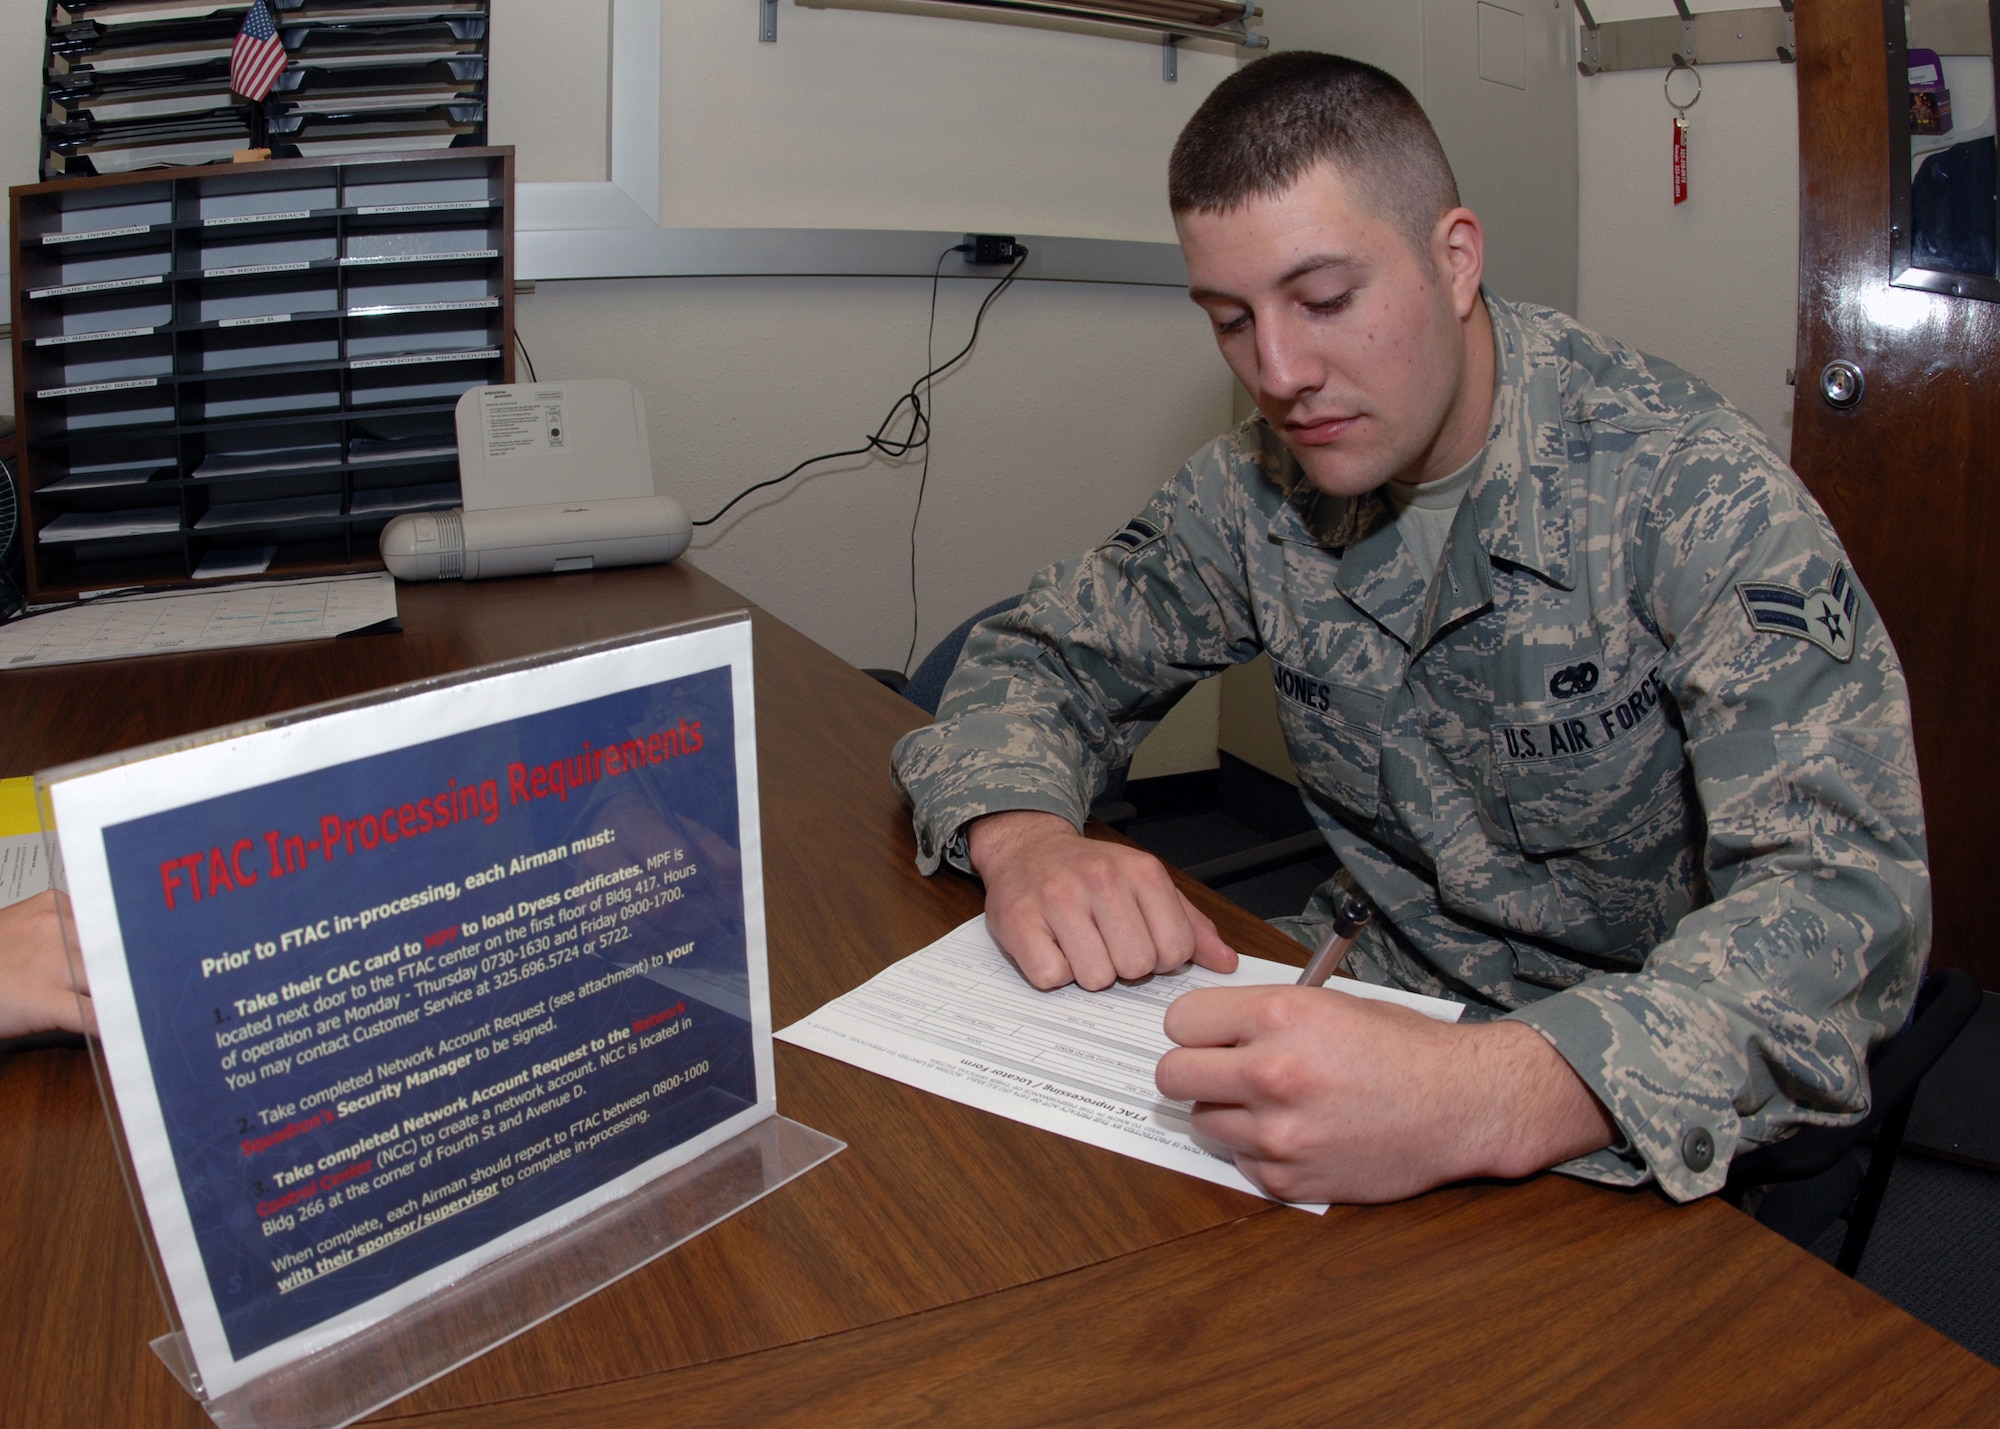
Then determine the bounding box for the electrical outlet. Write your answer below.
[967,234,1024,266]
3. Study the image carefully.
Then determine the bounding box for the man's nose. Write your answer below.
[1257,313,1322,400]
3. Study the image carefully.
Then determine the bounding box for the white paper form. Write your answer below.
[778,916,1463,1212]
[0,574,397,669]
[0,777,51,908]
[0,836,51,907]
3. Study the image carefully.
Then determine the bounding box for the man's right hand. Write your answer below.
[966,810,1237,990]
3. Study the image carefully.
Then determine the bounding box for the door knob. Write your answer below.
[1819,360,1865,409]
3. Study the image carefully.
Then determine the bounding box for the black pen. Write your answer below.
[1296,897,1372,987]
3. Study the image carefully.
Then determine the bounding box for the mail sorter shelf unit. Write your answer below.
[9,146,513,601]
[42,0,490,181]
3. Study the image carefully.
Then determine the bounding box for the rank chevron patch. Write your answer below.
[1100,516,1163,554]
[1736,563,1859,662]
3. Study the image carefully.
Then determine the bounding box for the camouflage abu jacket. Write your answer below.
[891,296,1931,1202]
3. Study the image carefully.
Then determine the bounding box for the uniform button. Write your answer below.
[1681,1126,1715,1173]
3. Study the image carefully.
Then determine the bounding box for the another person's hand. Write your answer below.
[967,810,1237,990]
[1156,985,1615,1203]
[0,890,94,1039]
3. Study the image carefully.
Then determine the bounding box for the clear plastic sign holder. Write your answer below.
[146,1115,841,1429]
[39,613,844,1429]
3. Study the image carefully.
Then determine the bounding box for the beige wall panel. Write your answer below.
[1575,60,1799,451]
[516,273,1231,669]
[1423,0,1579,314]
[489,0,613,182]
[656,0,1234,239]
[1255,1,1425,91]
[1257,0,1579,316]
[0,1,42,204]
[2,0,46,381]
[1219,653,1296,784]
[1129,677,1222,779]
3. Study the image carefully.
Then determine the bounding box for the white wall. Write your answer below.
[1575,57,1800,451]
[1257,0,1580,316]
[0,0,45,421]
[658,0,1232,241]
[490,0,1243,684]
[488,0,613,183]
[0,2,42,224]
[514,273,1230,670]
[494,0,1235,242]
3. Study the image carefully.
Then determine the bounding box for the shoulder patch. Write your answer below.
[1100,516,1164,555]
[1736,564,1858,662]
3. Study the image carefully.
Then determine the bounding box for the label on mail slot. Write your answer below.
[28,274,164,299]
[204,211,313,227]
[42,223,153,244]
[36,326,155,346]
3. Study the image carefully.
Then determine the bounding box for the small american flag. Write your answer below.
[230,0,289,101]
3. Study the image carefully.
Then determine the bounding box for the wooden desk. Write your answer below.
[1,563,1994,1427]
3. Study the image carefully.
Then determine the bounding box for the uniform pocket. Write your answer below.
[1496,675,1688,854]
[1273,661,1385,822]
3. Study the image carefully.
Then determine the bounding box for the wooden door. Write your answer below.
[1791,0,2000,989]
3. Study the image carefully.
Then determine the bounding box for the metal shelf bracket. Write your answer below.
[1574,0,1602,75]
[1577,4,1803,74]
[788,0,1267,51]
[1671,0,1697,64]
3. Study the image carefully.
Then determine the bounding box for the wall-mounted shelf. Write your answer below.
[785,0,1265,72]
[1575,0,1992,74]
[8,146,514,601]
[1574,1,1795,75]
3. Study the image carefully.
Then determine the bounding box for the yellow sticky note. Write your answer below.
[0,777,42,839]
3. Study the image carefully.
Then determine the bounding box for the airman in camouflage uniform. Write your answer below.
[892,293,1929,1202]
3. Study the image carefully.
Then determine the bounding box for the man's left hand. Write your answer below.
[0,891,94,1040]
[1156,984,1616,1204]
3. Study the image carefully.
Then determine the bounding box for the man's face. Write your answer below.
[1176,163,1488,496]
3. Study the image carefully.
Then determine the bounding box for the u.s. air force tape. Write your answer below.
[1736,563,1858,662]
[1495,664,1666,764]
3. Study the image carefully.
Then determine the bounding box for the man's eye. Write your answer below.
[1306,291,1355,315]
[1215,313,1251,335]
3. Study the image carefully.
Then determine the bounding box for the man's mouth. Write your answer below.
[1284,414,1359,445]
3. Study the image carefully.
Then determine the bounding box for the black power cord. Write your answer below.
[903,245,952,674]
[690,246,1031,670]
[515,328,538,383]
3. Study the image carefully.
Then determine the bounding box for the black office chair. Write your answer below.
[864,596,1144,828]
[1722,966,1980,1275]
[865,595,1021,718]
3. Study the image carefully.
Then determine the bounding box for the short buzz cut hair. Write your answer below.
[1169,51,1461,252]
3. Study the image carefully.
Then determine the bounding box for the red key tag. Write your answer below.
[1664,59,1699,206]
[1672,114,1688,204]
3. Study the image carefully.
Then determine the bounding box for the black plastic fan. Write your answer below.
[0,445,22,620]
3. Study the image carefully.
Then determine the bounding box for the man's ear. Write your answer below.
[1432,207,1485,318]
